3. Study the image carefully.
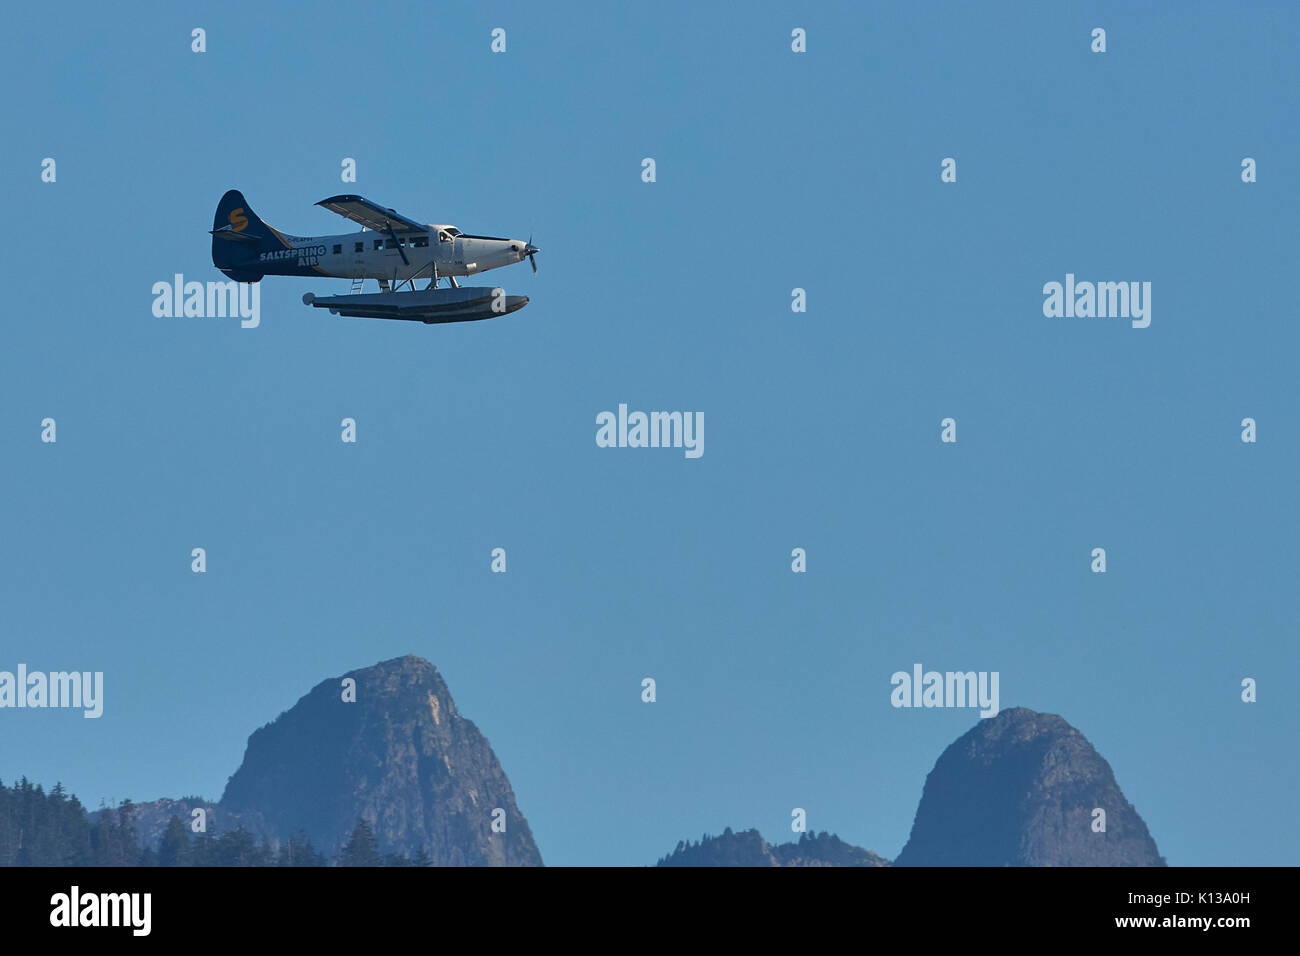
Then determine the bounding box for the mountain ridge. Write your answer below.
[657,827,890,867]
[67,672,1165,867]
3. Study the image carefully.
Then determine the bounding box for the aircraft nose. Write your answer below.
[520,239,540,274]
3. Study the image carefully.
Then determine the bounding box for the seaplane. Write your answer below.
[209,189,538,324]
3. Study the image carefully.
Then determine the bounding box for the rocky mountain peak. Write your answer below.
[894,706,1165,866]
[218,655,541,865]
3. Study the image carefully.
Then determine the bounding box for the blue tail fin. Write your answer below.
[211,189,280,281]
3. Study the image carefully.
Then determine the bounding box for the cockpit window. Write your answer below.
[445,228,461,237]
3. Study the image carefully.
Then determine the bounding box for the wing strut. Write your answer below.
[385,224,410,266]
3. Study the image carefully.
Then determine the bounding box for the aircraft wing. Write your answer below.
[315,194,427,234]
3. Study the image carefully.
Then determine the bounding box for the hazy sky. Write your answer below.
[1,1,1296,866]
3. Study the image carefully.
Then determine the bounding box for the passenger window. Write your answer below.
[354,242,364,253]
[373,240,384,250]
[332,244,342,254]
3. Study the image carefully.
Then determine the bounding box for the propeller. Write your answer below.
[525,234,539,274]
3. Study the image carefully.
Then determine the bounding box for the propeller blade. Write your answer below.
[529,253,537,274]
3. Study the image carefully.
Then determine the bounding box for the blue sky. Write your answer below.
[0,0,1296,866]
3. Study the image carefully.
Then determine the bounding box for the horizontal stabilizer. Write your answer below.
[210,225,262,243]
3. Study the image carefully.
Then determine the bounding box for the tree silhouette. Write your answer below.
[158,816,190,867]
[338,818,382,867]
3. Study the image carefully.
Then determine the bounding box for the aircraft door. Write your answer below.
[437,232,455,273]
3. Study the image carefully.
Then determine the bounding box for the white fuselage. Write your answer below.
[261,224,529,282]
